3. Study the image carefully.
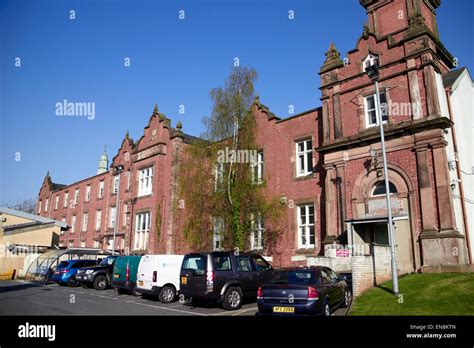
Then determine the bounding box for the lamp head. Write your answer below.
[366,64,379,81]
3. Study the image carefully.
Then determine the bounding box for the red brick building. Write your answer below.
[37,0,472,271]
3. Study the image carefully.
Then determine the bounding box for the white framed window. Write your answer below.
[213,217,224,251]
[365,92,388,127]
[138,167,153,196]
[44,198,49,212]
[93,240,99,249]
[80,241,86,248]
[95,210,102,230]
[74,189,79,205]
[112,175,119,194]
[64,192,69,208]
[86,185,91,201]
[109,206,116,228]
[123,204,128,227]
[134,212,151,250]
[38,200,42,214]
[98,181,104,198]
[363,54,379,72]
[71,215,77,233]
[55,195,59,210]
[250,213,264,250]
[296,139,313,177]
[297,204,315,249]
[68,240,74,248]
[372,181,397,196]
[82,212,88,232]
[251,151,264,184]
[214,162,224,191]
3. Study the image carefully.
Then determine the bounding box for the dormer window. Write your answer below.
[363,54,379,72]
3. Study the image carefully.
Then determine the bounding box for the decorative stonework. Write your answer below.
[320,42,344,74]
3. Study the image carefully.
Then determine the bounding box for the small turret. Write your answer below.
[97,146,109,174]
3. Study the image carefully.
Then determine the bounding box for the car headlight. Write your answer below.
[85,270,94,274]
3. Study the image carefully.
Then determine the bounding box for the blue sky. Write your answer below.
[1,0,473,205]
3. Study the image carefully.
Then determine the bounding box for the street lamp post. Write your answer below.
[112,165,124,255]
[366,64,399,295]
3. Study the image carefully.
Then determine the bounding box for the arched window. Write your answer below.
[363,54,379,72]
[372,181,397,196]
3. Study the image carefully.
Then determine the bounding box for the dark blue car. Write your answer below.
[52,259,98,286]
[256,266,350,316]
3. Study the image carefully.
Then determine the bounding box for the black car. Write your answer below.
[179,251,274,310]
[256,266,350,316]
[75,255,119,290]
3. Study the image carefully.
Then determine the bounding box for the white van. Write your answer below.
[136,254,184,303]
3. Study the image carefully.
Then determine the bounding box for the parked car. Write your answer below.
[111,255,142,295]
[179,251,274,310]
[51,259,99,286]
[75,255,119,290]
[256,266,350,316]
[136,254,184,303]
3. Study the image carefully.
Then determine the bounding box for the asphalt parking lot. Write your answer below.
[0,280,349,316]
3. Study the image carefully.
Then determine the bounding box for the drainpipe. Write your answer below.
[446,88,472,265]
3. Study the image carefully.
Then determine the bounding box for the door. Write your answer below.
[235,255,258,295]
[250,255,273,287]
[326,268,344,304]
[137,255,156,290]
[319,268,339,308]
[180,254,207,292]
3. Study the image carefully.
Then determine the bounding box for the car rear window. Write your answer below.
[271,270,315,285]
[182,255,206,275]
[57,261,70,269]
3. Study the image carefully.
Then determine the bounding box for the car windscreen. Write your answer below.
[270,270,315,285]
[182,255,206,275]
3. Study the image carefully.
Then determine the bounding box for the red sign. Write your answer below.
[336,249,350,257]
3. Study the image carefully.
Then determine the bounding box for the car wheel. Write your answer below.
[93,275,108,290]
[159,285,176,303]
[222,287,243,311]
[343,290,351,308]
[323,301,331,316]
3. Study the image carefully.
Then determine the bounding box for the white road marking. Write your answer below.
[126,300,208,316]
[212,306,257,316]
[89,293,118,300]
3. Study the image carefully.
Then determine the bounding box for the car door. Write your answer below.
[250,255,273,288]
[235,255,258,295]
[327,268,344,304]
[212,254,234,293]
[319,268,339,308]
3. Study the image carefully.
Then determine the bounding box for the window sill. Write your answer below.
[294,248,316,255]
[136,194,152,200]
[293,173,315,182]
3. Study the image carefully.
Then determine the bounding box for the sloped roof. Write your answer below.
[0,206,68,229]
[443,67,467,88]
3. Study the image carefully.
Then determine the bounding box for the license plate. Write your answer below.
[114,274,120,278]
[138,281,144,286]
[181,276,187,285]
[273,306,295,313]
